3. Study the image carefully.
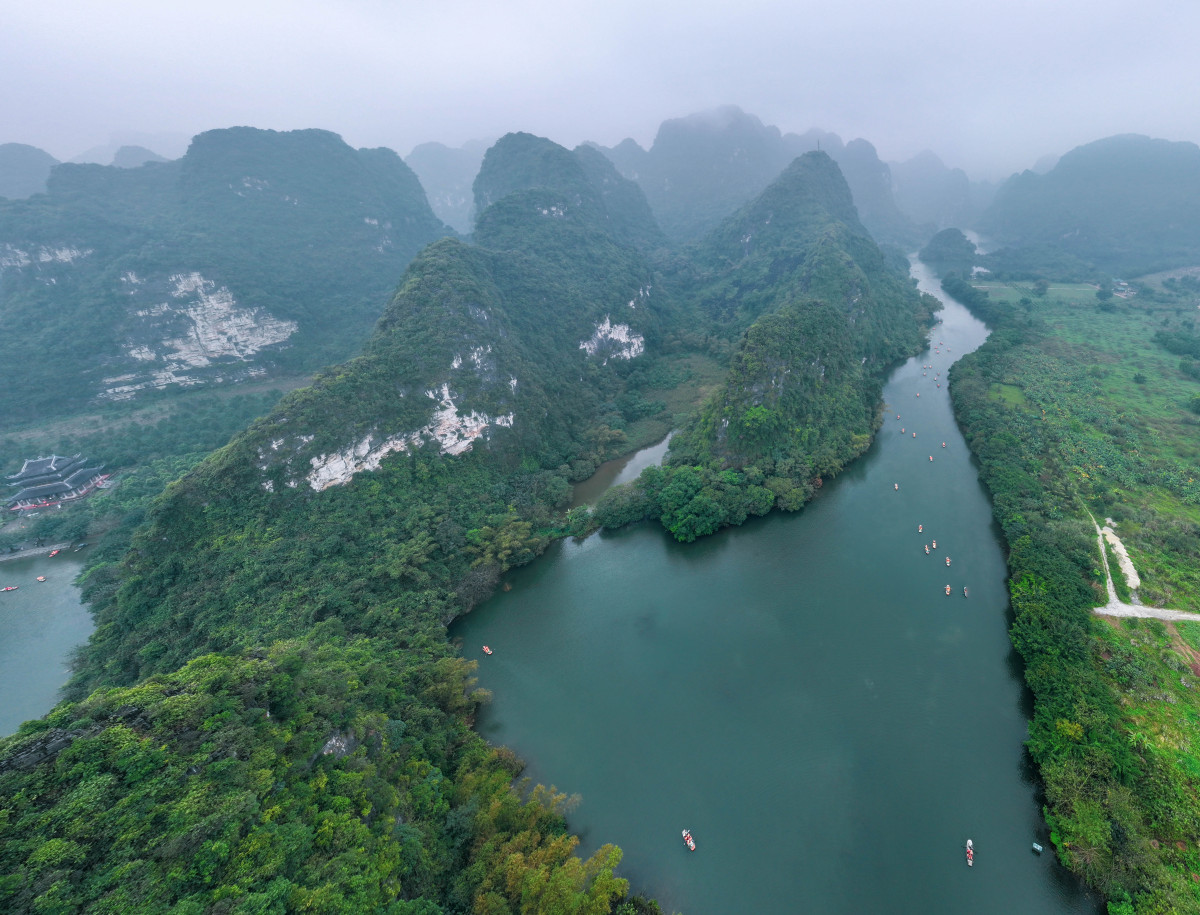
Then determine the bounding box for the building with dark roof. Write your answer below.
[6,453,108,511]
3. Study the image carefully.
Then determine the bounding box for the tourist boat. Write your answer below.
[929,455,933,461]
[682,829,696,851]
[932,540,937,549]
[965,839,974,866]
[942,442,946,448]
[36,576,46,582]
[1031,841,1043,854]
[918,524,923,533]
[912,432,916,438]
[894,483,899,490]
[901,427,905,432]
[2,586,17,592]
[482,646,493,655]
[945,585,952,596]
[48,549,59,557]
[964,587,969,598]
[946,556,951,566]
[925,545,930,554]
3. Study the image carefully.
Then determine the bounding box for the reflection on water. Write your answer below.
[569,432,673,508]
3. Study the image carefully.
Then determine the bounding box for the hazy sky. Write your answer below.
[2,0,1196,179]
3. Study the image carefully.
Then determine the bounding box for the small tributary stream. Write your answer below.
[452,260,1099,914]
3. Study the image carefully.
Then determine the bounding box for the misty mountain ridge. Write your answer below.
[405,138,491,233]
[0,143,58,199]
[0,126,449,420]
[889,149,996,232]
[979,133,1200,276]
[592,105,918,248]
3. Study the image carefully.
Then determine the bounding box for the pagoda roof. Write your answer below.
[7,454,85,484]
[7,481,73,504]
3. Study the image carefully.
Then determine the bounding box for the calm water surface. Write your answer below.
[453,261,1098,914]
[0,553,92,736]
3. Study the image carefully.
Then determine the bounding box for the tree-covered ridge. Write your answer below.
[0,639,647,915]
[978,134,1200,277]
[0,127,450,420]
[471,133,664,253]
[589,152,933,541]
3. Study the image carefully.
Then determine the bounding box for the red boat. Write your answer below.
[2,586,17,592]
[966,839,974,866]
[682,829,696,851]
[48,550,60,557]
[482,645,493,655]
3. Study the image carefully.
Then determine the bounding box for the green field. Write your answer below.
[970,277,1200,611]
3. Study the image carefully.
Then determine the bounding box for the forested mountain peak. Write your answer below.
[471,132,664,252]
[663,150,929,474]
[0,127,450,420]
[978,133,1200,276]
[0,142,58,199]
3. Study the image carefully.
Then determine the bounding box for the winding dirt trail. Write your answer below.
[1089,516,1200,622]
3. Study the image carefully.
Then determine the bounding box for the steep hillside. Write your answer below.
[978,134,1200,276]
[0,143,58,199]
[592,152,932,539]
[0,127,450,420]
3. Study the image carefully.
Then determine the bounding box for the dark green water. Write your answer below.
[0,553,92,736]
[452,261,1098,914]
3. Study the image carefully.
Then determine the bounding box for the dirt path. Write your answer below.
[1089,516,1200,622]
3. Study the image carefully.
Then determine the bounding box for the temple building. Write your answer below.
[6,454,108,511]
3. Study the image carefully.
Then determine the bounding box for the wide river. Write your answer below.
[452,260,1099,914]
[0,552,92,736]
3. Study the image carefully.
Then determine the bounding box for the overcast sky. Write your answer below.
[2,0,1196,180]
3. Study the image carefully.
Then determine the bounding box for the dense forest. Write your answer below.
[0,127,449,421]
[0,129,930,913]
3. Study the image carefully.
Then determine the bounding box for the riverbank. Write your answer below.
[0,542,73,564]
[945,266,1200,909]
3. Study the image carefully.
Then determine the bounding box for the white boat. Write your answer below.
[682,829,696,851]
[966,839,974,867]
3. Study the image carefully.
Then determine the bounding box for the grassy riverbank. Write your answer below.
[949,273,1200,913]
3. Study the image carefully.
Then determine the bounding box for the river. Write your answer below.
[451,260,1098,914]
[0,552,92,737]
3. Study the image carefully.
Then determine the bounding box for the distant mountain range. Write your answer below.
[592,105,918,247]
[978,134,1200,277]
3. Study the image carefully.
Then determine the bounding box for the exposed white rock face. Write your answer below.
[305,383,515,490]
[579,316,645,363]
[159,273,297,368]
[118,272,297,370]
[0,245,92,269]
